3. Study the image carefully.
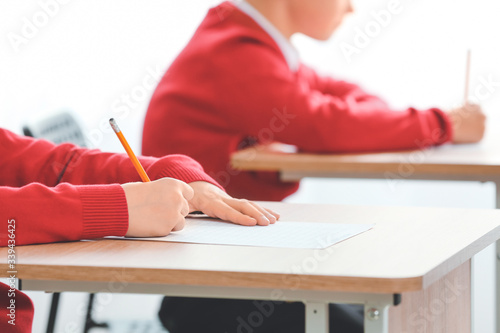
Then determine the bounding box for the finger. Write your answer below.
[248,201,278,224]
[188,201,196,214]
[180,182,195,201]
[264,208,280,221]
[172,215,186,232]
[179,198,190,217]
[210,201,258,226]
[465,104,481,113]
[224,199,271,226]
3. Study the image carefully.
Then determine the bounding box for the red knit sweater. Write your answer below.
[142,1,453,201]
[0,128,219,332]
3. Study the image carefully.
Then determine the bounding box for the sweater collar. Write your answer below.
[233,0,300,72]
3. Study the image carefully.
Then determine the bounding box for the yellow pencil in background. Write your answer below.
[464,49,471,106]
[109,118,151,182]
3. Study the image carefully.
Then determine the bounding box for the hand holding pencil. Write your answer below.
[122,178,194,237]
[448,104,486,144]
[110,118,194,235]
[110,118,279,238]
[447,50,486,144]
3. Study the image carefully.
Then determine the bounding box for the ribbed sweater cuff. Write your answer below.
[147,156,225,191]
[429,108,454,144]
[77,185,129,239]
[157,167,222,188]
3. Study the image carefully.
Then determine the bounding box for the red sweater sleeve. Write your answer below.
[0,128,220,188]
[0,282,33,332]
[291,65,454,151]
[0,128,221,246]
[221,44,453,153]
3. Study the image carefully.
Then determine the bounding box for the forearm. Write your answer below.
[0,128,222,189]
[237,87,452,153]
[0,183,128,246]
[0,129,135,186]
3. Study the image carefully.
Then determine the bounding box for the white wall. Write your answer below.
[1,0,499,332]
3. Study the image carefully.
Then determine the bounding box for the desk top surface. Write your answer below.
[2,202,499,293]
[231,126,500,177]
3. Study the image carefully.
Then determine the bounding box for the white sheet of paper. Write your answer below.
[121,219,374,249]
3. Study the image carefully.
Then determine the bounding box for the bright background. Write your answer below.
[1,0,499,332]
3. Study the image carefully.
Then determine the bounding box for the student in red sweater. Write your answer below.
[0,127,278,332]
[142,0,486,203]
[142,1,486,332]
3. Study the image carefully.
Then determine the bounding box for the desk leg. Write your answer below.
[389,260,471,333]
[305,302,329,333]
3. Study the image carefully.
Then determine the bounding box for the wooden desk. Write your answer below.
[231,130,500,331]
[2,202,500,333]
[231,135,500,185]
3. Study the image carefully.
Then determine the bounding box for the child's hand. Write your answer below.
[187,181,280,226]
[447,104,486,144]
[122,178,194,237]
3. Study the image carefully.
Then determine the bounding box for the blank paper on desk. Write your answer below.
[126,219,374,249]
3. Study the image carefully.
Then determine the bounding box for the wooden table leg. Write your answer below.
[389,261,471,333]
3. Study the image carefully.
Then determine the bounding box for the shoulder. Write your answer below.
[177,2,288,71]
